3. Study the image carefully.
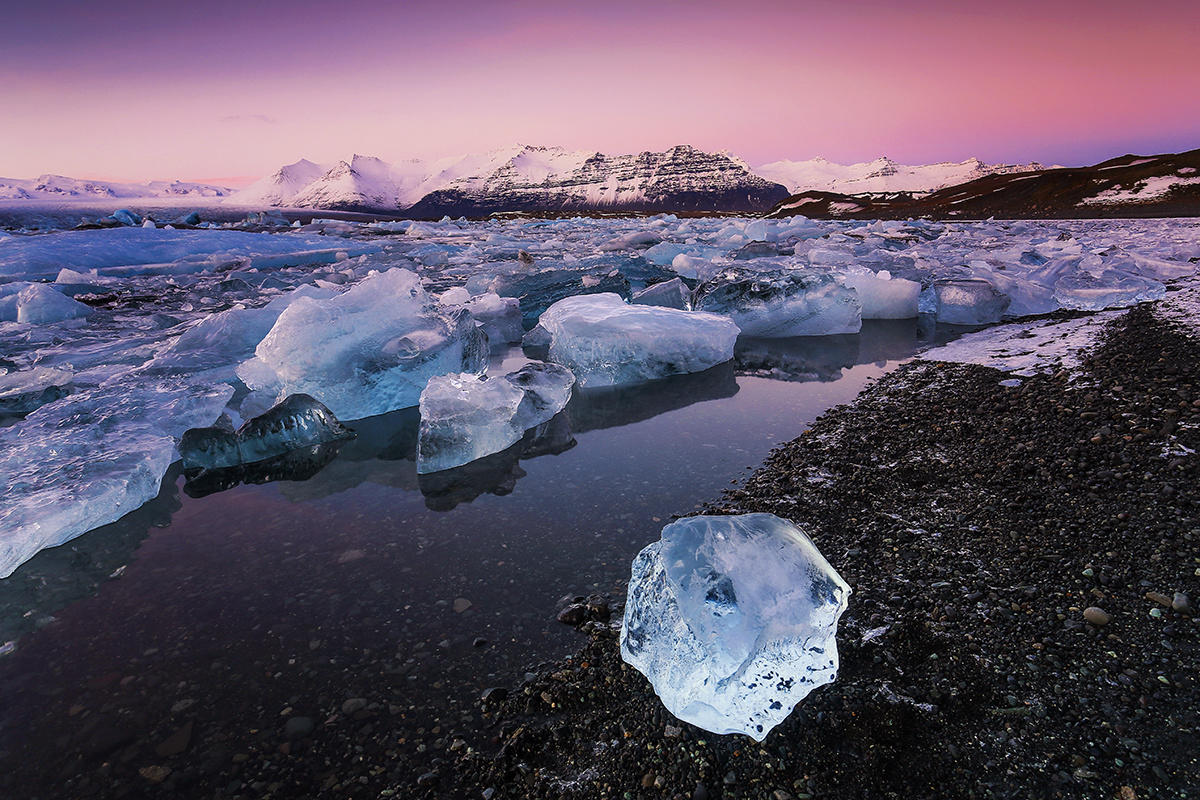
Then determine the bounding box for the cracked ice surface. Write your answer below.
[621,513,850,741]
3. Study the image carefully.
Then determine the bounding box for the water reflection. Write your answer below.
[0,465,182,643]
[733,318,940,382]
[182,441,346,498]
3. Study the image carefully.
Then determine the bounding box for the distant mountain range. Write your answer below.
[229,145,790,215]
[4,146,1198,218]
[766,149,1200,220]
[755,156,1052,196]
[0,175,232,202]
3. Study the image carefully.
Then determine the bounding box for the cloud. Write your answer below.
[220,114,278,125]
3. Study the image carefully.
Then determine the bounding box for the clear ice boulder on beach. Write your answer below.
[417,362,575,474]
[527,293,739,388]
[621,513,850,741]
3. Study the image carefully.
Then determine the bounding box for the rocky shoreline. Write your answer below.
[434,300,1199,799]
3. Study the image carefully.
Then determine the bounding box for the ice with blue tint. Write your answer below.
[0,214,1196,580]
[417,362,575,474]
[530,293,739,388]
[238,269,488,421]
[0,227,380,280]
[632,278,690,309]
[180,393,354,470]
[621,513,851,741]
[693,268,861,336]
[0,380,233,579]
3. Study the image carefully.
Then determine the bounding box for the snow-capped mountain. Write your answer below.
[755,156,1050,196]
[228,145,791,215]
[0,175,232,202]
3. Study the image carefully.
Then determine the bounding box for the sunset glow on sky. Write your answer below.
[2,0,1198,182]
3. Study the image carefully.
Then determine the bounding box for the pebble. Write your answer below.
[138,765,171,783]
[452,598,472,613]
[155,720,193,757]
[341,698,367,715]
[283,716,315,740]
[1172,592,1191,614]
[1082,607,1111,626]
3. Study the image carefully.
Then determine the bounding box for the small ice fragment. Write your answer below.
[621,513,850,741]
[632,278,690,309]
[999,378,1022,388]
[15,284,93,324]
[417,362,575,474]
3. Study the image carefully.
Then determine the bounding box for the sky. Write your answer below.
[2,0,1198,184]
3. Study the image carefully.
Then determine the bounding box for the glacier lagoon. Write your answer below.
[0,213,1198,790]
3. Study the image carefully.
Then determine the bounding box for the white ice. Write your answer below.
[237,269,488,420]
[530,293,739,387]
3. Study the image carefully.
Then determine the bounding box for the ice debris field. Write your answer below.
[1,214,1199,580]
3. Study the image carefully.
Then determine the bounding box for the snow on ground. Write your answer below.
[1078,175,1200,205]
[0,214,1197,577]
[755,156,1048,195]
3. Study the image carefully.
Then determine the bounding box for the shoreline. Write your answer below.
[436,298,1199,799]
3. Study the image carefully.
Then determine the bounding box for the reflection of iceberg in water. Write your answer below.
[418,411,576,510]
[0,465,182,643]
[567,361,739,433]
[182,441,346,498]
[732,319,948,383]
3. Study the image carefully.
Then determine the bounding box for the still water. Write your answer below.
[0,320,950,794]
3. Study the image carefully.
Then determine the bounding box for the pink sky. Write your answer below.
[2,0,1198,184]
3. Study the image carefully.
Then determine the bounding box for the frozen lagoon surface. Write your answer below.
[0,215,1198,776]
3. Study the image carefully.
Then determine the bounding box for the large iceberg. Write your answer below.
[417,362,575,474]
[529,293,739,388]
[693,269,862,336]
[237,269,488,420]
[621,513,850,741]
[180,393,355,471]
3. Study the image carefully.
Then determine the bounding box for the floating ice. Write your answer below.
[483,266,632,330]
[180,394,355,471]
[1052,269,1164,310]
[530,293,739,388]
[933,278,1011,325]
[621,513,850,741]
[693,269,861,336]
[837,268,920,319]
[237,269,488,420]
[0,380,232,579]
[632,278,690,309]
[466,292,524,346]
[12,283,93,324]
[0,366,73,416]
[417,362,575,474]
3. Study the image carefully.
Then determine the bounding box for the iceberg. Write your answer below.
[417,362,575,474]
[1053,270,1165,310]
[237,269,488,420]
[466,292,524,346]
[693,269,861,336]
[180,394,355,471]
[621,513,850,741]
[13,283,93,324]
[933,278,1011,325]
[837,268,920,319]
[632,278,690,309]
[0,380,232,579]
[530,293,739,388]
[0,366,73,416]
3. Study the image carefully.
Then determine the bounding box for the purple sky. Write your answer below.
[3,0,1198,183]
